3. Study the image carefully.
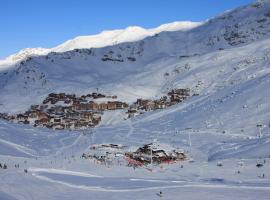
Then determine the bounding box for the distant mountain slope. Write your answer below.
[0,0,270,140]
[0,21,201,65]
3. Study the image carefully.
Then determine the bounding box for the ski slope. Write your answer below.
[1,0,270,199]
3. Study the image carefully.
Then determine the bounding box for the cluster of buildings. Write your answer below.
[82,144,127,164]
[125,143,186,166]
[127,88,191,118]
[0,88,191,130]
[0,113,14,121]
[0,92,127,130]
[81,143,186,167]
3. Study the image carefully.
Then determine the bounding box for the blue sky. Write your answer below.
[0,0,254,59]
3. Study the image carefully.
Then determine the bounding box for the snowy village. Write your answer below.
[1,0,270,200]
[0,88,190,130]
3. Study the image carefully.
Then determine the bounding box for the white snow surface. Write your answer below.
[0,21,202,65]
[1,0,270,199]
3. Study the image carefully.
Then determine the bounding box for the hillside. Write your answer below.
[1,0,270,114]
[0,21,201,65]
[1,0,270,200]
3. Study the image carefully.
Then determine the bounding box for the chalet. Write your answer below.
[17,114,28,121]
[137,144,153,153]
[88,102,99,110]
[160,96,167,101]
[135,98,143,106]
[73,102,97,111]
[59,93,66,98]
[52,118,61,123]
[170,94,185,103]
[144,101,155,111]
[92,115,102,124]
[154,100,166,109]
[83,112,93,121]
[135,99,154,111]
[116,101,128,109]
[72,103,86,111]
[66,111,81,119]
[37,111,49,121]
[107,101,117,110]
[126,144,187,165]
[98,103,108,110]
[9,115,16,120]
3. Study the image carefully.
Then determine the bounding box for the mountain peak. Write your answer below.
[52,21,202,52]
[0,21,202,66]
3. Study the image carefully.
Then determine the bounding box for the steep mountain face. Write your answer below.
[0,0,270,136]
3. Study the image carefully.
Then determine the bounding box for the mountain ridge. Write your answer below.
[0,21,202,65]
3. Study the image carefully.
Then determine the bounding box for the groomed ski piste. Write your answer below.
[1,0,270,199]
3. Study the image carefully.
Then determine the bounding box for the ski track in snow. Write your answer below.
[28,167,270,192]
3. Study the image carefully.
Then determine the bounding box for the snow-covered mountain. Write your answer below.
[1,1,270,199]
[0,21,202,65]
[53,21,202,52]
[1,0,270,114]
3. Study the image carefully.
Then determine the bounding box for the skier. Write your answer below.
[156,191,163,197]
